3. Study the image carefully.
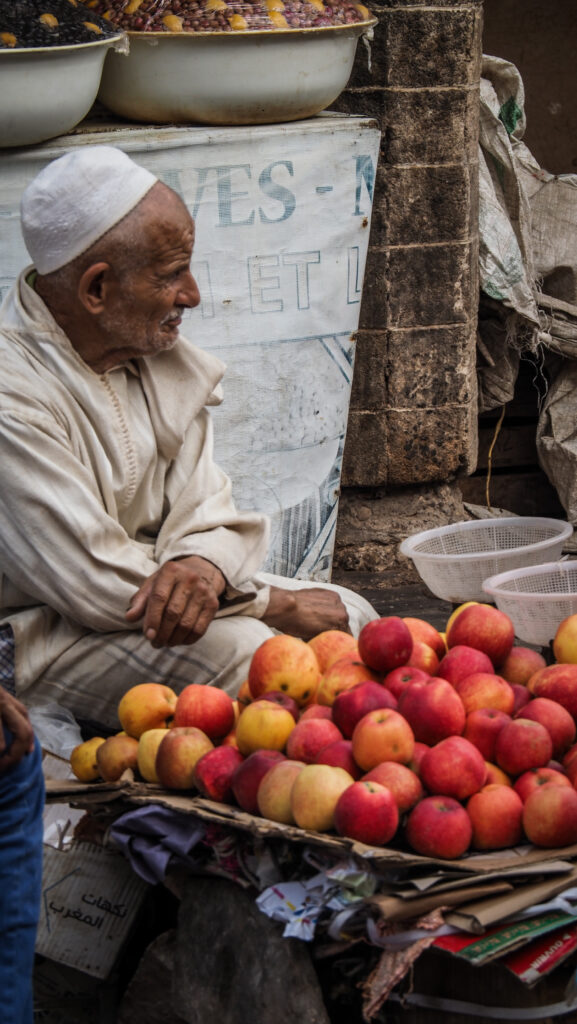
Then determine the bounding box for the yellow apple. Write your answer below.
[235,699,296,756]
[117,682,178,738]
[290,763,354,832]
[69,736,106,782]
[256,759,306,824]
[137,728,169,783]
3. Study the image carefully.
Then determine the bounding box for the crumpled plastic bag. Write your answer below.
[28,702,83,759]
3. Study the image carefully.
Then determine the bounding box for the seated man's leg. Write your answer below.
[24,615,275,731]
[0,732,44,1024]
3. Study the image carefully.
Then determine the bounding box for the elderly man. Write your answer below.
[0,146,376,731]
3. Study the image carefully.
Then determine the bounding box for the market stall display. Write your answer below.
[81,0,376,125]
[0,0,125,146]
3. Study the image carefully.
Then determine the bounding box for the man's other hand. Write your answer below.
[125,555,226,647]
[0,690,35,773]
[262,586,351,639]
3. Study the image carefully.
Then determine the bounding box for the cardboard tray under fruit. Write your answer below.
[44,774,577,877]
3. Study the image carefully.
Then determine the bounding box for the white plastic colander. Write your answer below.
[482,560,577,647]
[399,517,574,604]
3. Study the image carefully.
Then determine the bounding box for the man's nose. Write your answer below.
[180,271,201,308]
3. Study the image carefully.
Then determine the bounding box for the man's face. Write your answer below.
[98,186,201,368]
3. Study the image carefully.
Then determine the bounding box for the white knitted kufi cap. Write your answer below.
[20,146,158,275]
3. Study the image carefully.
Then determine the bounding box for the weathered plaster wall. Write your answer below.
[331,0,483,582]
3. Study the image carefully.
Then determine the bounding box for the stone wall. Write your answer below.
[331,0,484,582]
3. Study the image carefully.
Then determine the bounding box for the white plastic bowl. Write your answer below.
[399,517,574,604]
[97,22,376,126]
[0,35,125,148]
[482,560,577,647]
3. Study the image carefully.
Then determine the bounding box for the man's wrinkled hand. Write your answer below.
[262,586,351,640]
[125,555,226,647]
[0,690,35,773]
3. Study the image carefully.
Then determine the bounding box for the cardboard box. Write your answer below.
[36,842,148,979]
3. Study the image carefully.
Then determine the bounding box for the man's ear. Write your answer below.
[77,262,112,314]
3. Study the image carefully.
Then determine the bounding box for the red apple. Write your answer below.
[564,743,577,784]
[511,682,532,715]
[172,683,236,740]
[405,795,473,859]
[193,745,244,803]
[407,741,430,776]
[314,739,362,779]
[363,761,424,814]
[258,690,300,721]
[419,736,487,800]
[406,640,440,676]
[248,634,320,706]
[455,672,515,715]
[358,616,413,674]
[397,677,466,745]
[436,645,495,687]
[522,783,577,847]
[463,708,511,762]
[527,664,577,718]
[499,646,547,686]
[285,718,343,764]
[466,784,524,850]
[315,654,382,707]
[494,718,553,778]
[383,665,429,699]
[513,766,573,803]
[351,708,415,771]
[484,761,512,786]
[332,680,397,739]
[299,705,334,722]
[446,604,515,667]
[403,617,446,660]
[334,780,399,846]
[155,726,214,790]
[515,697,576,759]
[231,749,286,814]
[290,764,355,832]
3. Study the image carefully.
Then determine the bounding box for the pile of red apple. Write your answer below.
[70,602,577,861]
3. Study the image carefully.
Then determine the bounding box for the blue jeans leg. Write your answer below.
[0,733,44,1024]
